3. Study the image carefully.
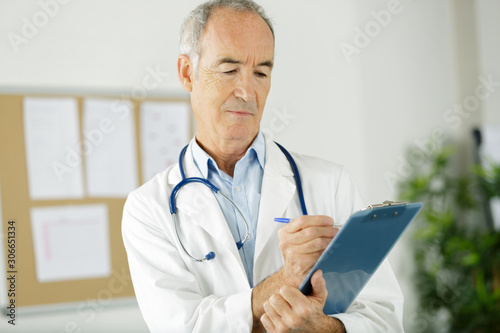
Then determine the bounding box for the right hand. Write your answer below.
[278,215,338,287]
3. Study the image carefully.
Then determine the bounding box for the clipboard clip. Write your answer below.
[366,200,408,209]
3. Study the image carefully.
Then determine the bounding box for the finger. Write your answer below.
[260,313,275,332]
[284,215,334,233]
[280,226,336,249]
[263,299,285,332]
[293,226,337,244]
[268,293,293,317]
[264,299,282,321]
[279,285,308,312]
[281,234,334,256]
[310,270,328,303]
[289,241,331,259]
[270,288,309,329]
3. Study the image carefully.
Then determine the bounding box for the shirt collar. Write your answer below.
[191,131,266,179]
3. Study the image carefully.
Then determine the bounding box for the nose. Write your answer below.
[233,72,256,102]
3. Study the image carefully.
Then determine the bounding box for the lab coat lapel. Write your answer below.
[169,143,243,264]
[254,137,296,267]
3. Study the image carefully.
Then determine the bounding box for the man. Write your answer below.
[122,1,404,332]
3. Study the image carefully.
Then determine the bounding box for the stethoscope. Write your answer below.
[169,142,308,262]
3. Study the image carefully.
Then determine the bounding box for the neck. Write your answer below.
[196,135,256,177]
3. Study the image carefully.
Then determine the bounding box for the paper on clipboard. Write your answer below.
[299,201,423,315]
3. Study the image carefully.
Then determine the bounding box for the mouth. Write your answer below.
[227,110,253,117]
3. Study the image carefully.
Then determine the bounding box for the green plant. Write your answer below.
[398,146,500,333]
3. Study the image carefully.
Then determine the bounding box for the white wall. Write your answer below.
[1,0,499,332]
[475,0,500,125]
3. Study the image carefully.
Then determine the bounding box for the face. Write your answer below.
[180,8,274,151]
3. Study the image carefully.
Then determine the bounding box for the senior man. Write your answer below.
[122,0,404,332]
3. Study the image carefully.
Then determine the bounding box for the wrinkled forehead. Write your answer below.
[199,8,274,65]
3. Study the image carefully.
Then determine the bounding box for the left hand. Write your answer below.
[260,270,345,333]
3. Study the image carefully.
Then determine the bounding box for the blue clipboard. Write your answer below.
[298,201,423,315]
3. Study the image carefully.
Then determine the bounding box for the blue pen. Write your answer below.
[274,217,342,228]
[274,218,291,223]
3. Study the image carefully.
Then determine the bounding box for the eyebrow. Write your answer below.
[214,57,274,69]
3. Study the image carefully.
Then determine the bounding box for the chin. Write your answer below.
[224,127,257,143]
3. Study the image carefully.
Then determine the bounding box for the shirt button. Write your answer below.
[234,186,242,192]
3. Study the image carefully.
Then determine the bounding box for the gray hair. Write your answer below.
[179,0,274,73]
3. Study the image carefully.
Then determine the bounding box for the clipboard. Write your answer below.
[298,201,423,315]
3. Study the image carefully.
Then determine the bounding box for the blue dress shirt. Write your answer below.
[191,131,265,287]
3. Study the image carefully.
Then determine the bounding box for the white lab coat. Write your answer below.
[122,134,404,332]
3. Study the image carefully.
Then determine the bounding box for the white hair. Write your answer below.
[179,0,274,73]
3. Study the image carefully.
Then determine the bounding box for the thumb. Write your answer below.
[310,269,328,304]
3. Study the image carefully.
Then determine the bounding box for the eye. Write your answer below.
[255,71,268,78]
[223,70,237,75]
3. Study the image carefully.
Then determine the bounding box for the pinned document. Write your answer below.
[83,98,138,197]
[140,101,190,182]
[30,204,111,283]
[23,97,84,200]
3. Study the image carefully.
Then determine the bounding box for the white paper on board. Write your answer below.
[30,204,111,283]
[140,101,190,182]
[23,97,84,200]
[83,98,138,197]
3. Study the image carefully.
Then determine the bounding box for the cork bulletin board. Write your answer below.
[0,93,192,309]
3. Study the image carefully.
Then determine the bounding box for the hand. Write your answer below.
[260,270,345,333]
[251,215,338,332]
[278,215,338,287]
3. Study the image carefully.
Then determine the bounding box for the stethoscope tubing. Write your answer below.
[170,142,307,262]
[274,142,308,216]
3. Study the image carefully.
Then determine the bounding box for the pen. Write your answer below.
[274,218,292,223]
[274,218,343,228]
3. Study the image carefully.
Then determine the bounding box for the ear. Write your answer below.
[178,54,194,93]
